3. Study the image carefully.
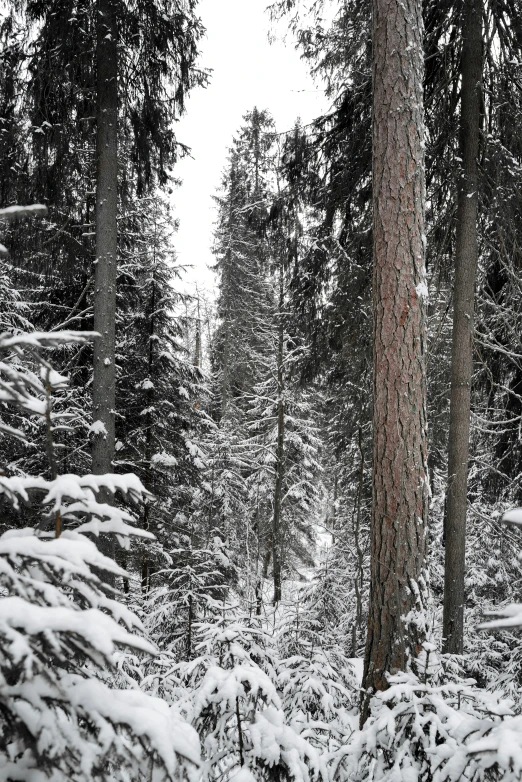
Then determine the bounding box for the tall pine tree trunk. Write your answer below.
[442,0,482,655]
[361,0,428,724]
[272,262,285,605]
[92,0,118,482]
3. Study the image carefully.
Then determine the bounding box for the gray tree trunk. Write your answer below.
[272,262,285,605]
[361,0,428,725]
[92,0,118,481]
[141,236,156,594]
[220,249,231,421]
[352,427,365,657]
[442,0,482,655]
[194,296,202,369]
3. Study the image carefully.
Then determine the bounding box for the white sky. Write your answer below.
[172,0,328,296]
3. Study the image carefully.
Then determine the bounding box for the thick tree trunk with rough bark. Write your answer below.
[361,0,428,724]
[92,0,118,481]
[442,0,482,655]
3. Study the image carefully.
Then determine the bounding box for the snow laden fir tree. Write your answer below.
[0,326,199,779]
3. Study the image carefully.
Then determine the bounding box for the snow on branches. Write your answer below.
[0,328,200,781]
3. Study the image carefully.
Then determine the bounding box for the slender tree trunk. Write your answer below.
[235,696,245,767]
[352,427,365,656]
[141,214,158,594]
[194,296,202,368]
[361,0,428,724]
[255,580,263,616]
[91,0,118,572]
[221,252,232,421]
[272,262,285,605]
[120,551,130,594]
[442,0,482,655]
[43,373,62,538]
[139,456,152,593]
[262,545,271,579]
[187,591,193,658]
[92,0,118,480]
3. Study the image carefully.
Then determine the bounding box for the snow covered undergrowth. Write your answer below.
[131,534,522,782]
[135,576,522,782]
[0,331,201,781]
[3,330,522,782]
[142,562,522,782]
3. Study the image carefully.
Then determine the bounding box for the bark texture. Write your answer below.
[361,0,428,723]
[92,0,118,479]
[442,0,482,655]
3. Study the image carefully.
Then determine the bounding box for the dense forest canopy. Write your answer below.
[3,0,522,779]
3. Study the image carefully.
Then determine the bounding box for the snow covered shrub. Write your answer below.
[171,607,328,782]
[0,330,200,781]
[344,668,512,782]
[276,588,358,755]
[0,527,200,781]
[459,504,522,698]
[445,505,522,779]
[426,466,522,703]
[277,647,357,755]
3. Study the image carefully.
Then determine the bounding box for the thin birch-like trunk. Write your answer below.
[443,0,482,655]
[92,0,118,482]
[272,261,285,605]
